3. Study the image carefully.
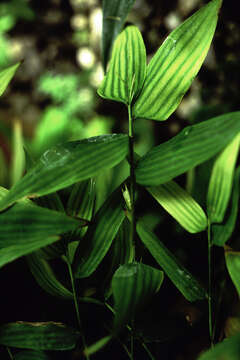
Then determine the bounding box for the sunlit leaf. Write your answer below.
[197,333,240,360]
[133,0,222,121]
[207,133,240,223]
[0,322,80,350]
[225,247,240,298]
[102,0,136,70]
[0,62,20,96]
[10,119,25,186]
[137,221,207,302]
[112,262,164,333]
[73,186,125,278]
[212,167,240,246]
[148,180,207,233]
[15,350,49,360]
[0,134,128,211]
[135,112,240,186]
[27,252,73,299]
[98,25,146,105]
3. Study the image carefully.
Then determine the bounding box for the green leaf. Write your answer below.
[148,180,207,233]
[0,134,128,211]
[0,322,80,351]
[102,0,136,71]
[10,119,25,186]
[225,247,240,298]
[15,350,50,360]
[212,167,240,246]
[207,133,240,223]
[197,333,240,360]
[133,0,222,121]
[112,262,164,333]
[137,221,207,302]
[73,186,126,278]
[27,252,73,299]
[84,335,112,357]
[135,112,240,186]
[98,25,146,105]
[0,62,20,96]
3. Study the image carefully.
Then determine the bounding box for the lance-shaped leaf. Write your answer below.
[0,134,128,211]
[135,112,240,186]
[15,350,50,360]
[207,133,240,223]
[225,247,240,298]
[148,181,207,233]
[102,0,136,71]
[73,186,125,278]
[137,221,207,302]
[197,333,240,360]
[11,119,25,186]
[0,322,80,351]
[98,25,146,105]
[212,167,240,246]
[84,335,112,357]
[27,252,73,299]
[0,62,20,96]
[133,0,222,121]
[112,262,164,333]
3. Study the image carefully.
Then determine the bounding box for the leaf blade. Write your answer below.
[0,62,20,96]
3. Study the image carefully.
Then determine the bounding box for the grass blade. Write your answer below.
[133,0,222,121]
[148,180,207,233]
[135,112,240,186]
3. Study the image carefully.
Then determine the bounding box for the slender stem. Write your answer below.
[128,104,136,261]
[6,347,14,360]
[65,256,90,359]
[207,219,213,347]
[141,342,156,360]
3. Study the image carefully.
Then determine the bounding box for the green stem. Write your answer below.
[128,104,136,261]
[6,347,14,360]
[207,219,213,347]
[65,256,90,359]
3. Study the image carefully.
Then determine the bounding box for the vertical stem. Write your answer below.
[207,219,213,347]
[65,256,90,359]
[6,347,13,360]
[128,104,136,260]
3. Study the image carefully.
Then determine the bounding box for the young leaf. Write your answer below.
[212,167,240,246]
[98,25,146,105]
[135,112,240,186]
[0,322,80,351]
[133,0,222,121]
[0,134,128,211]
[73,186,125,278]
[225,247,240,298]
[197,333,240,360]
[112,262,164,333]
[27,252,73,299]
[137,221,207,302]
[10,119,25,186]
[102,0,136,71]
[0,62,20,96]
[148,180,207,233]
[207,133,240,223]
[15,350,50,360]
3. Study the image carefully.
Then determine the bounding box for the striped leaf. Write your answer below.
[212,167,240,246]
[135,112,240,186]
[11,119,25,186]
[197,333,240,360]
[112,262,164,333]
[102,0,136,71]
[137,221,207,302]
[27,252,73,299]
[98,25,146,105]
[0,322,80,351]
[133,0,222,121]
[15,350,49,360]
[148,181,207,233]
[73,186,125,278]
[225,247,240,298]
[0,62,20,96]
[0,134,128,211]
[207,133,240,223]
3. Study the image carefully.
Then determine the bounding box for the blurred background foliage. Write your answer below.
[0,1,240,358]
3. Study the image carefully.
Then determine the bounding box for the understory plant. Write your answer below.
[1,0,240,359]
